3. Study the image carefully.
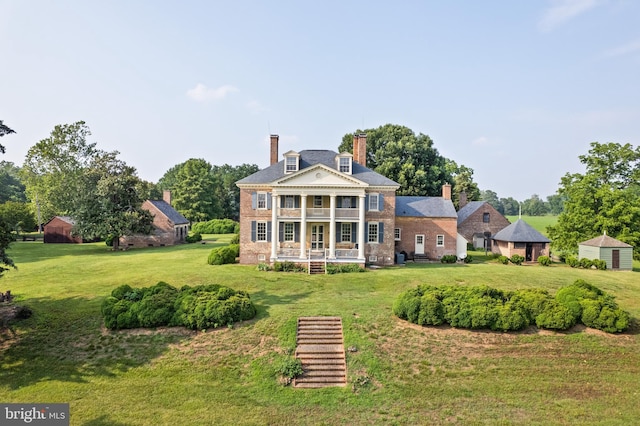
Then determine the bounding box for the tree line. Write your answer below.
[2,119,638,259]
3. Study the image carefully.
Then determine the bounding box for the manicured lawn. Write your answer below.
[1,239,639,425]
[506,215,558,236]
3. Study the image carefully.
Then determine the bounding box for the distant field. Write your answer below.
[506,215,558,236]
[1,236,639,425]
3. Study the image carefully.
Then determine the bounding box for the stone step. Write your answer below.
[294,316,347,388]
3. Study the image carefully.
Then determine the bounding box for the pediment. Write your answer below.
[273,164,368,187]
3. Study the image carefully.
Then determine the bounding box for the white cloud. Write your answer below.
[538,0,599,32]
[186,83,238,102]
[603,39,640,57]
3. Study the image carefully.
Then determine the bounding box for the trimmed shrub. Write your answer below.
[207,244,239,265]
[191,219,239,235]
[535,300,578,330]
[593,259,607,270]
[579,258,593,269]
[230,234,239,244]
[102,282,256,330]
[537,255,551,266]
[276,357,304,379]
[326,263,364,274]
[417,293,445,326]
[185,233,202,243]
[510,254,525,265]
[497,255,509,265]
[440,254,457,264]
[566,256,579,268]
[257,263,271,271]
[273,261,306,272]
[463,255,473,264]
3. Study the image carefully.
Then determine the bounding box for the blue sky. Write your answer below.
[1,0,639,201]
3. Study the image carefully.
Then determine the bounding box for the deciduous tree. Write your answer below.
[548,142,640,256]
[338,124,455,196]
[0,201,37,234]
[72,152,153,250]
[0,161,26,203]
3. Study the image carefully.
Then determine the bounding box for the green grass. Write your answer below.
[1,238,639,425]
[506,215,558,236]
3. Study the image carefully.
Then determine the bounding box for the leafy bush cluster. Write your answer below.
[185,233,202,243]
[191,219,239,235]
[496,254,525,265]
[497,255,510,265]
[326,263,365,274]
[440,255,457,264]
[230,234,239,244]
[393,280,629,333]
[102,282,256,330]
[537,255,551,266]
[273,261,306,272]
[565,256,607,270]
[207,244,239,265]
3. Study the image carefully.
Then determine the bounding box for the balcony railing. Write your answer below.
[278,207,360,219]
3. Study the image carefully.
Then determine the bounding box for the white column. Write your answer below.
[299,194,307,259]
[358,194,366,260]
[271,194,278,261]
[329,194,336,259]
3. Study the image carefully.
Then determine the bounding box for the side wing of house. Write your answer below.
[457,201,510,249]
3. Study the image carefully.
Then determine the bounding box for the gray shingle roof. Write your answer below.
[395,196,457,218]
[492,219,550,243]
[579,234,632,248]
[148,200,190,225]
[236,150,399,187]
[456,201,486,224]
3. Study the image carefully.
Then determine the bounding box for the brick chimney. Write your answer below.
[163,190,172,205]
[270,134,279,166]
[442,184,452,200]
[459,191,468,209]
[354,133,367,167]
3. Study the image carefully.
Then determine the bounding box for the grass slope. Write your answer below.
[505,215,558,236]
[1,238,639,425]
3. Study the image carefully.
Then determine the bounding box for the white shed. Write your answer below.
[578,234,633,271]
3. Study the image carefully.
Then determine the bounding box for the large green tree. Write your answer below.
[72,151,154,250]
[0,201,37,235]
[338,124,457,196]
[547,142,640,256]
[0,161,26,203]
[212,163,259,220]
[172,158,219,223]
[0,122,16,277]
[448,162,481,209]
[21,121,102,220]
[521,194,549,216]
[480,190,504,214]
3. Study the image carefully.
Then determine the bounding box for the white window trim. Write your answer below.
[436,234,444,247]
[314,196,323,208]
[257,221,268,242]
[257,192,267,210]
[368,193,379,211]
[341,223,351,242]
[283,222,295,242]
[284,195,295,209]
[285,155,298,173]
[368,222,379,243]
[339,156,352,174]
[394,228,401,241]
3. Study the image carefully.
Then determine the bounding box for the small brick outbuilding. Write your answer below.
[491,219,549,262]
[579,234,633,271]
[457,201,510,250]
[43,216,83,243]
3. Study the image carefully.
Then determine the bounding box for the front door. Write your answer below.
[612,249,620,269]
[526,244,533,261]
[415,234,425,255]
[311,224,324,250]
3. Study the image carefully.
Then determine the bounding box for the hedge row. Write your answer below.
[393,280,629,333]
[191,219,239,235]
[207,244,239,265]
[102,282,256,330]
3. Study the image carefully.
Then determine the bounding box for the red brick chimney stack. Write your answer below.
[354,133,367,167]
[459,191,468,209]
[163,190,172,205]
[270,134,279,166]
[442,184,452,200]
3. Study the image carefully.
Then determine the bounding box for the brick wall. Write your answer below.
[458,203,510,247]
[394,216,457,260]
[119,231,176,248]
[492,241,548,261]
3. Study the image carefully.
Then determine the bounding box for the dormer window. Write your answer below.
[336,153,353,174]
[284,151,300,173]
